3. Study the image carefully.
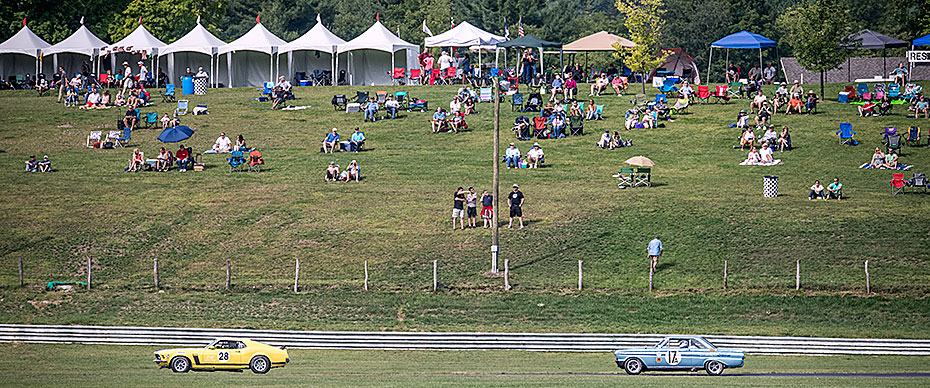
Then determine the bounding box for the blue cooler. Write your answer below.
[838,92,849,103]
[299,80,309,87]
[181,76,194,95]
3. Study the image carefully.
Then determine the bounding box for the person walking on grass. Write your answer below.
[481,190,493,228]
[452,187,466,230]
[466,187,478,228]
[508,184,525,229]
[647,235,663,271]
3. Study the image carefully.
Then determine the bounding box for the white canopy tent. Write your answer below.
[43,22,109,77]
[0,24,50,79]
[159,20,226,87]
[107,24,166,81]
[337,21,418,85]
[424,21,506,47]
[218,22,286,87]
[278,21,346,85]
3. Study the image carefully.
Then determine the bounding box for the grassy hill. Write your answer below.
[1,81,928,337]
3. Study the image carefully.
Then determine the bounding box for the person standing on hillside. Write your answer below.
[508,184,525,229]
[647,236,663,271]
[481,190,493,228]
[452,187,466,230]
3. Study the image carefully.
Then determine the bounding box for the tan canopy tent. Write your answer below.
[564,31,635,51]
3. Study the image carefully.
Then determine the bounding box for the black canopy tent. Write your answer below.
[497,35,562,77]
[843,29,908,81]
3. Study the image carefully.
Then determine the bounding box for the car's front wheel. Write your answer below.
[623,358,644,375]
[250,355,271,374]
[705,360,725,376]
[170,356,191,373]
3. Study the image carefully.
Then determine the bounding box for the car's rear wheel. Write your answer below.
[170,356,191,373]
[623,358,643,375]
[250,355,270,374]
[705,360,725,376]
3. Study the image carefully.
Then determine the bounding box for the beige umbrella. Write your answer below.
[624,156,655,167]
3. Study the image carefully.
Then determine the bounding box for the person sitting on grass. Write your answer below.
[586,101,599,121]
[175,145,191,171]
[385,96,400,119]
[750,90,767,114]
[870,147,885,168]
[642,108,657,129]
[759,126,778,145]
[37,155,52,172]
[514,116,531,140]
[271,86,287,110]
[80,87,101,109]
[805,90,818,114]
[114,90,126,106]
[451,112,467,133]
[449,95,462,115]
[342,160,360,182]
[611,131,628,148]
[827,177,843,200]
[777,126,792,151]
[809,180,825,200]
[321,128,340,153]
[324,162,340,181]
[743,146,760,165]
[597,130,612,148]
[212,132,232,152]
[611,76,627,96]
[350,127,365,152]
[785,94,803,114]
[590,74,608,96]
[363,97,379,122]
[883,150,898,169]
[525,143,544,168]
[759,141,777,164]
[859,101,878,117]
[462,95,477,115]
[755,103,772,127]
[739,127,756,150]
[126,148,144,172]
[24,155,39,172]
[430,107,447,133]
[234,134,247,151]
[156,147,173,171]
[504,143,521,169]
[736,110,751,129]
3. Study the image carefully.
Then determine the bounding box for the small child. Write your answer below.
[160,113,170,129]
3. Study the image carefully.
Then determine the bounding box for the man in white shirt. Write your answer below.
[526,143,544,168]
[759,142,774,163]
[275,76,292,93]
[385,97,400,119]
[449,96,461,114]
[750,90,767,113]
[195,66,209,79]
[213,132,232,152]
[597,130,612,148]
[504,143,521,169]
[121,61,133,94]
[438,51,453,70]
[137,61,149,85]
[763,62,776,84]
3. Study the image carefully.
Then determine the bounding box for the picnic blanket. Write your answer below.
[203,149,230,154]
[859,163,912,170]
[280,105,310,111]
[740,159,782,166]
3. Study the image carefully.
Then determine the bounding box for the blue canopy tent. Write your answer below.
[911,34,930,76]
[707,31,778,83]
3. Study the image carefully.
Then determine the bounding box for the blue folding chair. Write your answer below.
[115,127,131,147]
[595,105,604,120]
[162,84,176,102]
[856,83,869,100]
[394,91,408,109]
[176,100,189,115]
[887,83,901,99]
[837,122,855,145]
[227,150,247,172]
[658,79,678,96]
[511,93,524,112]
[654,94,667,103]
[258,82,273,96]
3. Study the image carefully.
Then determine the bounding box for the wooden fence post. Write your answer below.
[723,260,728,290]
[153,258,159,290]
[18,258,23,287]
[578,260,583,291]
[504,259,511,290]
[294,258,300,293]
[865,260,871,294]
[432,260,438,292]
[795,260,800,291]
[86,257,92,290]
[648,262,654,292]
[225,258,231,290]
[364,261,369,291]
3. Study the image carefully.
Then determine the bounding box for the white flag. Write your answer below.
[316,14,322,24]
[196,15,201,24]
[422,20,433,37]
[80,16,85,25]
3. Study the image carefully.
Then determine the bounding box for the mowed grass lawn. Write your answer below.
[2,344,930,388]
[0,81,929,336]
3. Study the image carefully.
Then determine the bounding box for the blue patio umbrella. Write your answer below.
[157,125,194,143]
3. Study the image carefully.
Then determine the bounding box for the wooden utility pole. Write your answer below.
[364,261,369,291]
[723,260,728,290]
[795,260,800,291]
[865,260,871,294]
[648,263,654,292]
[491,76,501,273]
[86,257,92,290]
[433,260,438,292]
[294,258,300,293]
[225,259,231,290]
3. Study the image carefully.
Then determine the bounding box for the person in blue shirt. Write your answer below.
[322,128,340,153]
[504,143,521,168]
[889,62,908,86]
[349,127,365,152]
[647,236,663,271]
[364,98,379,122]
[550,76,564,103]
[430,107,447,133]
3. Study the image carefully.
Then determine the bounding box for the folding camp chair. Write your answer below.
[227,150,246,172]
[906,126,921,146]
[142,112,158,128]
[837,122,855,145]
[909,173,928,193]
[86,131,102,148]
[890,173,907,195]
[525,93,542,112]
[478,88,492,103]
[511,93,524,112]
[527,77,543,93]
[248,149,264,172]
[594,105,604,120]
[569,115,584,136]
[162,84,176,103]
[634,168,651,187]
[409,97,428,111]
[658,79,678,97]
[354,91,369,104]
[175,100,189,115]
[431,69,444,85]
[856,83,869,100]
[886,134,902,154]
[106,130,122,147]
[614,168,635,188]
[875,83,886,99]
[443,67,457,84]
[697,86,711,104]
[408,69,421,85]
[258,82,274,97]
[115,128,131,147]
[902,83,919,100]
[654,94,667,103]
[727,82,743,99]
[332,94,347,111]
[861,91,872,101]
[671,97,689,115]
[376,91,388,104]
[391,68,405,85]
[507,76,520,91]
[713,85,730,103]
[887,83,901,99]
[394,91,408,109]
[532,116,548,138]
[882,126,897,140]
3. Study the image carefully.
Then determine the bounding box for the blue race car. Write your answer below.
[614,336,744,375]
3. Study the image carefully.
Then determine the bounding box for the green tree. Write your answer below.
[614,0,671,93]
[776,0,853,97]
[108,0,225,43]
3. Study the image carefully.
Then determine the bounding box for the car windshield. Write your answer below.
[206,340,243,349]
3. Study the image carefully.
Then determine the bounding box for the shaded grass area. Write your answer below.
[2,344,930,388]
[1,82,929,335]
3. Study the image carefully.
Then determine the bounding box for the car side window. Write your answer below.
[237,341,247,349]
[690,340,707,349]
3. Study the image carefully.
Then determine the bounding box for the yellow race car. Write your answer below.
[154,338,289,374]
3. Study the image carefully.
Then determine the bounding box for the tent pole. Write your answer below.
[53,54,57,74]
[560,48,563,73]
[725,49,729,80]
[882,49,886,75]
[759,47,762,79]
[270,50,274,83]
[539,47,544,80]
[707,47,712,84]
[847,57,850,83]
[392,49,396,84]
[227,52,232,88]
[334,51,339,85]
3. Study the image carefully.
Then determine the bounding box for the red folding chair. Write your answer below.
[697,85,710,104]
[443,67,457,84]
[391,67,405,85]
[409,69,421,85]
[507,76,519,90]
[890,173,907,195]
[532,116,547,138]
[431,69,443,85]
[713,84,730,103]
[843,85,857,101]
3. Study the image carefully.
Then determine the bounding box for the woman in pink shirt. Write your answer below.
[424,54,436,85]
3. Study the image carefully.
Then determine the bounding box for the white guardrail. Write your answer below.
[1,324,929,355]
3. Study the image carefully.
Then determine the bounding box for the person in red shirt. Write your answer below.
[175,144,191,171]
